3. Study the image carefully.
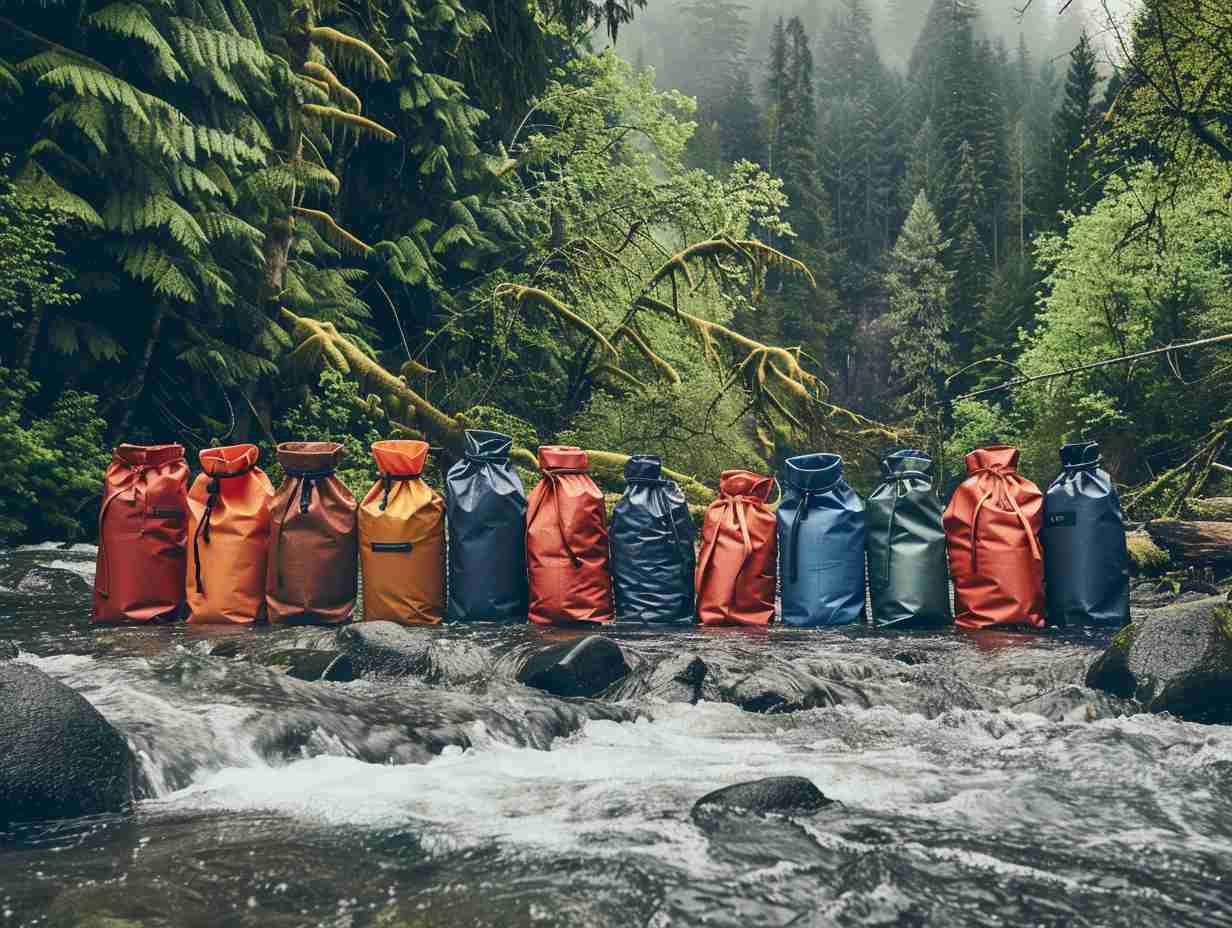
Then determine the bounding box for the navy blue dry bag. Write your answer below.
[777,453,866,627]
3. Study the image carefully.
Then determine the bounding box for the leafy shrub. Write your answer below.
[0,369,110,542]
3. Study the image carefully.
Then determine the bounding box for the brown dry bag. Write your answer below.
[267,442,358,625]
[943,445,1045,630]
[93,444,189,624]
[526,446,613,626]
[186,444,274,625]
[695,470,777,627]
[359,440,445,625]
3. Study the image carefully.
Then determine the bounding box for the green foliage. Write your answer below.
[0,370,110,541]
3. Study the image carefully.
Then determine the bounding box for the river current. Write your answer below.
[1,544,1231,927]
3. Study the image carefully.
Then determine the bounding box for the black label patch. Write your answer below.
[371,542,413,553]
[151,508,184,519]
[1046,511,1076,527]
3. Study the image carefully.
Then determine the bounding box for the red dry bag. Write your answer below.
[93,444,189,624]
[526,446,613,626]
[943,445,1045,629]
[695,470,777,626]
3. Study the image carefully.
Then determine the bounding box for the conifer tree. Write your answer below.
[886,190,953,437]
[718,67,762,166]
[1047,29,1102,218]
[948,140,989,359]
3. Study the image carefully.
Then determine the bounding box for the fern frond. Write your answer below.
[0,59,21,97]
[87,4,185,81]
[46,98,110,155]
[308,26,391,81]
[302,103,396,141]
[292,206,372,256]
[112,242,198,301]
[302,61,361,113]
[103,191,209,255]
[39,64,149,123]
[15,162,103,226]
[196,210,263,245]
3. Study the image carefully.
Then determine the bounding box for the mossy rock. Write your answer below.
[1182,497,1232,522]
[1126,531,1170,576]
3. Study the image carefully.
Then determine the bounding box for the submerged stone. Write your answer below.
[517,635,630,698]
[691,776,834,823]
[0,662,136,824]
[0,640,17,661]
[260,649,354,682]
[1087,595,1232,723]
[1011,685,1139,722]
[335,620,433,676]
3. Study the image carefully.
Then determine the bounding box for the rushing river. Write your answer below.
[2,544,1231,927]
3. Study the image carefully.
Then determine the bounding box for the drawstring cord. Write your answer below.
[96,464,147,599]
[880,468,929,585]
[627,477,690,574]
[273,468,336,591]
[696,494,764,612]
[541,469,587,567]
[785,475,841,583]
[379,473,421,511]
[192,460,257,595]
[969,466,1041,573]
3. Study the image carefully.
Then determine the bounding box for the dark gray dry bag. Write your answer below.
[777,453,866,627]
[445,430,528,622]
[866,449,951,628]
[610,456,696,623]
[1042,441,1130,627]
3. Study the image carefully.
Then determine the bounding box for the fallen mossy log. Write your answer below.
[1126,531,1171,575]
[1144,520,1232,568]
[1182,498,1232,522]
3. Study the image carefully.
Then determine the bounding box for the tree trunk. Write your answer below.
[18,305,45,372]
[237,213,295,441]
[116,304,165,435]
[1182,499,1232,523]
[1145,520,1232,567]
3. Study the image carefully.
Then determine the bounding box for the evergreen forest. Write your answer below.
[1,0,1229,541]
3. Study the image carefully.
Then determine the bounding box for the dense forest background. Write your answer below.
[0,0,1229,541]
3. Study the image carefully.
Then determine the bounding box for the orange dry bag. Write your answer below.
[695,470,777,627]
[943,445,1045,629]
[93,444,189,624]
[186,444,274,625]
[526,446,613,626]
[267,442,358,625]
[359,440,445,625]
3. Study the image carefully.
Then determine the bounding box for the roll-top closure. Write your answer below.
[113,443,184,467]
[464,429,512,461]
[371,439,428,476]
[966,445,1020,474]
[782,453,843,492]
[624,455,662,482]
[199,443,260,477]
[538,445,588,472]
[1060,440,1100,469]
[882,449,933,479]
[719,469,774,501]
[278,441,345,474]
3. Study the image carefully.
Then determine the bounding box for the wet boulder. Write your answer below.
[15,565,91,597]
[259,649,354,682]
[517,636,630,698]
[691,776,834,823]
[719,662,870,714]
[1087,595,1232,723]
[604,653,708,704]
[0,662,136,824]
[335,621,433,676]
[47,881,210,928]
[1011,685,1139,722]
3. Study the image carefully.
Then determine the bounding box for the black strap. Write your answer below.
[193,462,258,595]
[784,477,841,584]
[380,473,421,511]
[285,468,335,514]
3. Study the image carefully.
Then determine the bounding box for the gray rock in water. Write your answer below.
[605,653,708,703]
[691,776,834,823]
[1087,594,1232,723]
[517,636,630,698]
[0,662,136,824]
[720,663,869,714]
[259,649,354,682]
[1011,685,1140,722]
[0,640,17,661]
[336,621,433,676]
[47,881,210,928]
[15,566,90,597]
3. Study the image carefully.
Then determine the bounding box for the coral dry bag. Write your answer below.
[1043,441,1130,627]
[526,446,613,626]
[187,444,274,625]
[695,470,777,627]
[944,445,1044,629]
[93,444,189,624]
[777,453,866,627]
[610,455,696,624]
[866,450,951,628]
[446,430,528,622]
[267,442,358,625]
[359,440,445,625]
